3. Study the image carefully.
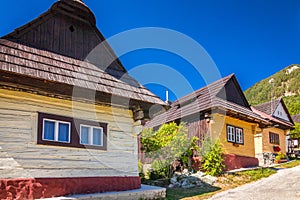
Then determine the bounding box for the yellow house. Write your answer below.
[144,74,271,170]
[252,99,294,166]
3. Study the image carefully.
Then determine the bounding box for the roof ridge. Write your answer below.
[172,73,235,105]
[254,98,281,108]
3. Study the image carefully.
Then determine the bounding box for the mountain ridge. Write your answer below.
[244,64,300,115]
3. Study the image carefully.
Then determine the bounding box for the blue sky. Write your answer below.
[1,0,300,101]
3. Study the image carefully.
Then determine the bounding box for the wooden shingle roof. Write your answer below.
[254,99,281,116]
[0,0,166,108]
[145,74,269,128]
[0,39,165,105]
[253,98,294,129]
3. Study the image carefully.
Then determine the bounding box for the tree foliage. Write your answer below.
[141,122,199,178]
[201,137,225,176]
[290,122,300,139]
[244,64,300,115]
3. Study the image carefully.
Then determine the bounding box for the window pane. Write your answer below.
[44,120,55,140]
[93,128,102,146]
[227,126,235,142]
[58,123,70,142]
[81,126,90,144]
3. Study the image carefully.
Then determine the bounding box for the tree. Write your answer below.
[290,122,300,139]
[141,122,199,178]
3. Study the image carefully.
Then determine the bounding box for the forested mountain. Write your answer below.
[244,64,300,115]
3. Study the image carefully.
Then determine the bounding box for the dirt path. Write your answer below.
[209,165,300,200]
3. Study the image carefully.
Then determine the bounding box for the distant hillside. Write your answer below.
[244,64,300,115]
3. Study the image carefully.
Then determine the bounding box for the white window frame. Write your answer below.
[42,118,71,143]
[80,124,103,146]
[235,128,244,144]
[227,125,244,144]
[227,125,235,142]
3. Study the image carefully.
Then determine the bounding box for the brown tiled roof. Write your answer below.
[145,74,269,128]
[292,114,300,123]
[252,107,294,129]
[0,39,165,105]
[253,98,294,129]
[254,99,281,116]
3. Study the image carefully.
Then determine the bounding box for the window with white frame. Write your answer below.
[38,113,107,150]
[235,128,244,144]
[43,119,71,143]
[227,125,235,142]
[226,125,244,144]
[80,125,103,146]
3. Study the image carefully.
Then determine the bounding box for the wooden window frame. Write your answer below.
[269,132,280,145]
[226,125,244,145]
[38,112,107,150]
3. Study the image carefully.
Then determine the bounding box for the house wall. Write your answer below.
[210,114,258,170]
[261,127,287,154]
[210,113,257,158]
[0,88,141,198]
[255,127,287,166]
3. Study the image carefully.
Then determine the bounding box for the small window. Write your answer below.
[43,119,70,143]
[227,125,235,142]
[226,125,244,144]
[38,112,107,150]
[269,132,280,145]
[80,125,103,146]
[235,128,244,144]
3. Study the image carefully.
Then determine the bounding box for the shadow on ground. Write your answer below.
[165,183,221,200]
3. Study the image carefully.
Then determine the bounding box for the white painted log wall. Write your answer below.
[0,89,140,178]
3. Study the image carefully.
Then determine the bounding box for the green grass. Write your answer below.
[166,183,221,200]
[276,158,300,169]
[237,168,276,182]
[165,168,276,200]
[147,164,300,200]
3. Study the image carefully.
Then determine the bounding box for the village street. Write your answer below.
[209,165,300,200]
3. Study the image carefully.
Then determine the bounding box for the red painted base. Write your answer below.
[224,154,259,171]
[0,176,141,200]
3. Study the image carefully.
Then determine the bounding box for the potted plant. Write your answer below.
[274,152,287,164]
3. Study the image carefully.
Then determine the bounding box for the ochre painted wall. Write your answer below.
[210,114,257,158]
[261,127,287,154]
[0,88,140,179]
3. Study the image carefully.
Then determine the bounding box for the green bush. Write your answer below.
[141,122,200,178]
[149,160,169,180]
[201,139,225,176]
[275,152,286,161]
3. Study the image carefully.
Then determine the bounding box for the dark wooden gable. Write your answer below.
[216,75,250,108]
[2,0,127,80]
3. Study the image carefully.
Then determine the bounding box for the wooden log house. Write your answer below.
[0,0,166,199]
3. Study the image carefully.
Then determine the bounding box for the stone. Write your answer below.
[168,182,180,188]
[168,171,217,189]
[170,176,178,184]
[196,180,203,186]
[201,174,218,185]
[181,179,195,189]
